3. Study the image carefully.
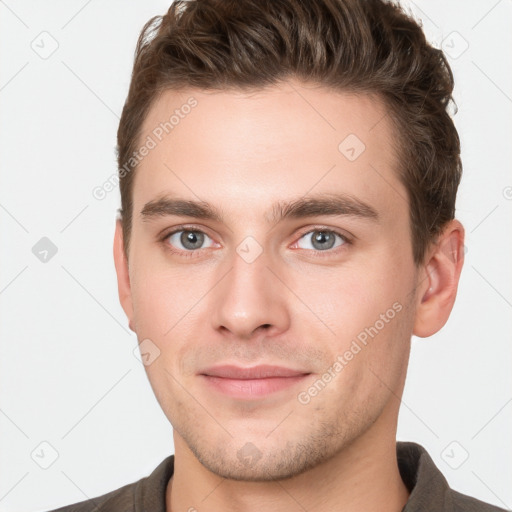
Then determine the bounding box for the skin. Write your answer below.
[113,79,465,512]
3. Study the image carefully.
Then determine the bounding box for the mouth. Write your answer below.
[199,364,311,399]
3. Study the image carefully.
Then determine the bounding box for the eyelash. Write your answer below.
[159,225,352,259]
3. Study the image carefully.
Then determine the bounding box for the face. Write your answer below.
[115,80,422,480]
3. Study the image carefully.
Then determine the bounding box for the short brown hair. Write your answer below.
[117,0,462,264]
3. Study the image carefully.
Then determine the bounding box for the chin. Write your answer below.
[183,428,351,482]
[194,446,317,481]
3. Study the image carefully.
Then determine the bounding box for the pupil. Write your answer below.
[314,231,334,250]
[182,231,203,249]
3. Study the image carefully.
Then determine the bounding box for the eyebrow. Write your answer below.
[140,193,379,225]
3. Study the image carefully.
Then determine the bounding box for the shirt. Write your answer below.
[44,441,507,512]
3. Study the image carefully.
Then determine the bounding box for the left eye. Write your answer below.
[295,230,347,251]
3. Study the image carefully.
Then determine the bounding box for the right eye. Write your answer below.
[161,228,217,255]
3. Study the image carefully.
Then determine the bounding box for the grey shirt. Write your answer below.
[44,441,507,511]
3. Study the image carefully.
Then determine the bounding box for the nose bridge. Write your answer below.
[210,240,290,338]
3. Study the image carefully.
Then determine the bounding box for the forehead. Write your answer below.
[132,80,406,224]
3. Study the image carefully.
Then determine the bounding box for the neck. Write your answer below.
[166,413,409,512]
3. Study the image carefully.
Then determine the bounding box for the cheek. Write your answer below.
[129,261,215,369]
[296,256,415,365]
[131,276,173,334]
[298,266,392,335]
[130,256,205,330]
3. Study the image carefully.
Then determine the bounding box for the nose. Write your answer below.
[210,247,291,341]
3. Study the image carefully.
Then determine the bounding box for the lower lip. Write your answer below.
[201,375,310,399]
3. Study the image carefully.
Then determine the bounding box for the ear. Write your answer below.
[413,219,465,338]
[113,218,136,332]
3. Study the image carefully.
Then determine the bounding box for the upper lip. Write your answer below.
[200,364,310,379]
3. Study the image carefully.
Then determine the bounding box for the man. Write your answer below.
[47,0,506,510]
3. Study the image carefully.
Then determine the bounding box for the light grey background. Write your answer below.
[0,1,510,511]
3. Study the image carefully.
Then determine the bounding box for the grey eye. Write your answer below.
[297,230,345,251]
[168,230,213,251]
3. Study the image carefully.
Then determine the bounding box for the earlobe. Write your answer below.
[113,219,135,332]
[413,220,465,338]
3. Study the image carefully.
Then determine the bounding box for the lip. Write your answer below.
[199,365,311,399]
